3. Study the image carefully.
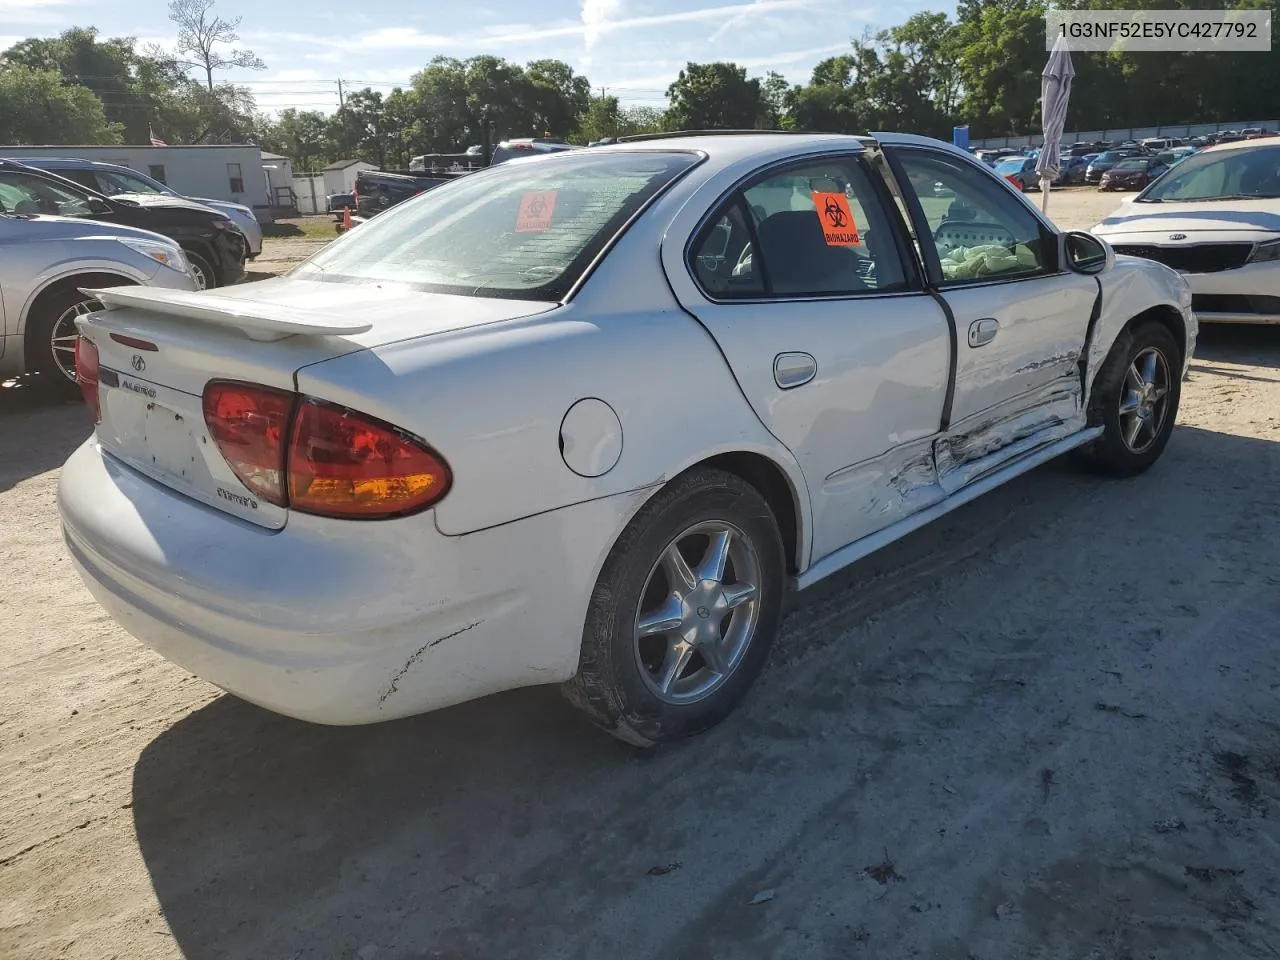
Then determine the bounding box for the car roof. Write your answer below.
[1199,137,1280,155]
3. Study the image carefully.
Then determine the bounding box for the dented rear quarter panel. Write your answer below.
[1086,254,1197,402]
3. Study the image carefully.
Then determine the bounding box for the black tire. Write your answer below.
[561,468,787,746]
[1078,320,1182,476]
[183,250,216,289]
[27,286,100,397]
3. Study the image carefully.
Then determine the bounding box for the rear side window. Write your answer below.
[299,151,698,300]
[688,155,909,299]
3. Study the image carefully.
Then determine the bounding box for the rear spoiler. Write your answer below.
[84,286,373,342]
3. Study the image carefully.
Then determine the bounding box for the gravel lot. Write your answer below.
[5,188,1280,960]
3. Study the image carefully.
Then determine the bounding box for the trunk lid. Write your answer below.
[79,278,555,528]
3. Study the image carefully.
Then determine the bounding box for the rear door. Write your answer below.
[884,145,1097,489]
[664,151,952,563]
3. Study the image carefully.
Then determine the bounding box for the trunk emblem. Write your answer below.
[131,355,146,372]
[1168,233,1187,241]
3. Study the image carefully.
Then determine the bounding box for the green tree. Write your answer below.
[258,108,330,170]
[665,62,765,130]
[0,65,122,143]
[524,59,590,138]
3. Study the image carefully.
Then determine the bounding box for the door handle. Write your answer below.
[967,318,1000,348]
[774,352,817,389]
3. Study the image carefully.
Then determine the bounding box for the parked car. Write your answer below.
[1093,138,1280,324]
[1053,155,1088,185]
[17,157,263,260]
[0,211,196,390]
[58,131,1194,745]
[1085,150,1141,184]
[0,160,245,289]
[993,155,1038,190]
[490,137,577,165]
[1099,156,1172,191]
[326,191,354,213]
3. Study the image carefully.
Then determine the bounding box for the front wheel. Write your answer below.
[562,468,786,746]
[183,250,215,290]
[1079,321,1182,476]
[28,287,102,396]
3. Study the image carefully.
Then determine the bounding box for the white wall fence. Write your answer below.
[971,120,1279,150]
[291,174,328,215]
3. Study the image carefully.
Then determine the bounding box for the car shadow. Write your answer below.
[1192,323,1280,369]
[0,378,89,491]
[130,421,1280,960]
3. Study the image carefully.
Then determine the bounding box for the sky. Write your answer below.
[0,0,943,114]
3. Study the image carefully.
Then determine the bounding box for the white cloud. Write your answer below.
[271,0,821,52]
[0,0,72,25]
[581,0,623,66]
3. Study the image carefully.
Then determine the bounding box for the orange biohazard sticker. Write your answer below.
[515,191,557,232]
[811,191,861,246]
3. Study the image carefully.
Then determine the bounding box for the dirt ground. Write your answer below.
[5,188,1280,960]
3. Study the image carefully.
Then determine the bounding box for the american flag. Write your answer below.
[149,125,167,147]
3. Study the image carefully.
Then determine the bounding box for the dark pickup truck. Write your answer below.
[333,169,473,231]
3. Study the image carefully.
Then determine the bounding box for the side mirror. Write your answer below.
[87,196,112,214]
[1063,230,1113,275]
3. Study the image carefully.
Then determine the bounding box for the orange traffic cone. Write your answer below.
[342,206,352,232]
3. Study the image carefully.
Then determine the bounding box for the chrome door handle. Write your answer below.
[774,352,817,389]
[967,318,1000,348]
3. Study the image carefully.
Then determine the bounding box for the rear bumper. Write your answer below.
[58,439,635,724]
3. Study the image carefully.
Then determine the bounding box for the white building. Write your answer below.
[259,151,296,211]
[322,159,376,197]
[0,144,279,221]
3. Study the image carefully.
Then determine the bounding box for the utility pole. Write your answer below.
[336,78,346,109]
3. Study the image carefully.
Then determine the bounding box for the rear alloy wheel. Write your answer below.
[562,468,786,746]
[29,287,102,395]
[1079,321,1181,476]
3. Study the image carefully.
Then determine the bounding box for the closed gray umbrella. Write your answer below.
[1035,32,1075,214]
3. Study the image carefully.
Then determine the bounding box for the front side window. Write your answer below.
[689,156,909,299]
[296,150,698,300]
[894,149,1053,285]
[0,172,94,217]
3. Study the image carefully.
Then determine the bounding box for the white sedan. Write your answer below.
[58,132,1195,746]
[1093,138,1280,324]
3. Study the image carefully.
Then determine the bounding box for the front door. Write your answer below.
[665,153,953,562]
[887,146,1098,489]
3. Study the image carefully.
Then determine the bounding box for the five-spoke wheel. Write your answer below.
[563,468,786,746]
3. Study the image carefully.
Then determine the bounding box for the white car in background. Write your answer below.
[58,132,1194,746]
[1092,139,1280,324]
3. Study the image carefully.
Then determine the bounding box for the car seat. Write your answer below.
[756,210,866,294]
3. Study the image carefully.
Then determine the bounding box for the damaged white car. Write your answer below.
[1093,139,1280,324]
[58,132,1195,746]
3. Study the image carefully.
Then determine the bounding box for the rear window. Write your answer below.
[297,150,696,300]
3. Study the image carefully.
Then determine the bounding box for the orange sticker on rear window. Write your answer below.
[811,191,860,246]
[516,191,557,232]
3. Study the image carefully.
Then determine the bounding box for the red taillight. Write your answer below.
[201,381,451,518]
[75,336,101,423]
[202,382,295,506]
[1004,174,1021,188]
[287,399,451,518]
